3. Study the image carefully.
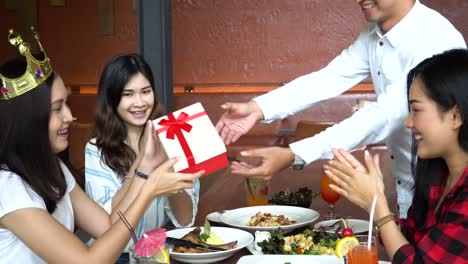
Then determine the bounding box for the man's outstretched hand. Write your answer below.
[230,147,295,178]
[215,101,264,145]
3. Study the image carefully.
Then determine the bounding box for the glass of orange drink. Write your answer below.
[347,235,378,264]
[320,165,341,219]
[245,177,270,206]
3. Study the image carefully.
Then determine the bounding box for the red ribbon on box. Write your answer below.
[157,111,206,167]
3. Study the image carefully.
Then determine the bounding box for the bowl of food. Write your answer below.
[268,187,319,208]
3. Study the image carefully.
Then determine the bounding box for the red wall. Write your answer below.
[38,0,138,85]
[1,0,138,85]
[172,0,366,84]
[172,0,468,84]
[0,4,20,61]
[1,0,467,86]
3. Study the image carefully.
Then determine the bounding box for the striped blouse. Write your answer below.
[84,139,200,251]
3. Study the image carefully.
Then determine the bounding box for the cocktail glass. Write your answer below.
[129,246,169,264]
[320,166,341,219]
[347,235,378,264]
[245,177,270,206]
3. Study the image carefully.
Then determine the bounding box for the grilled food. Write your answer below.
[172,227,237,253]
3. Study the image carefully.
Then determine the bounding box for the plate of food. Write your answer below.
[314,219,370,234]
[237,255,343,264]
[244,228,391,264]
[219,205,320,233]
[237,255,391,264]
[247,228,339,255]
[166,226,253,264]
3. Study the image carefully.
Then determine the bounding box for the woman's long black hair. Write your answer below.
[407,49,468,227]
[93,53,162,178]
[0,57,67,213]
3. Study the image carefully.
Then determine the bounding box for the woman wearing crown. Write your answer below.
[84,53,201,263]
[0,28,204,263]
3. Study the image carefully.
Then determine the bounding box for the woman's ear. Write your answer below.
[451,105,463,129]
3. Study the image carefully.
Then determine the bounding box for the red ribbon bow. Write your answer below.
[158,112,192,139]
[158,112,195,166]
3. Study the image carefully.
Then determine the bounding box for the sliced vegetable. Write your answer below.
[200,219,211,242]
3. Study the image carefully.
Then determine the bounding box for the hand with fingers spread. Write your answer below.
[230,147,295,178]
[142,157,205,197]
[215,101,264,145]
[325,148,385,213]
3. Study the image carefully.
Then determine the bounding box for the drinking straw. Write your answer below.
[368,194,377,249]
[117,210,138,244]
[245,177,256,199]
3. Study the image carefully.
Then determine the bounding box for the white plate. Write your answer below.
[206,211,223,223]
[246,241,264,255]
[219,205,320,233]
[313,219,370,234]
[166,226,253,264]
[237,255,390,264]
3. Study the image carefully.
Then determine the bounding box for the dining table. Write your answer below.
[170,147,395,263]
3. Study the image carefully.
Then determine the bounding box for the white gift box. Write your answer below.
[152,102,228,175]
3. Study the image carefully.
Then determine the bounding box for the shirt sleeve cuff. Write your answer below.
[166,180,200,227]
[393,243,413,263]
[289,139,333,164]
[253,96,275,123]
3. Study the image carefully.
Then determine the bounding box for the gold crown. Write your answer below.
[0,27,53,100]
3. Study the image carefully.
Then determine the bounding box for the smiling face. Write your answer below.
[117,72,155,130]
[49,76,73,154]
[356,0,414,32]
[405,77,459,159]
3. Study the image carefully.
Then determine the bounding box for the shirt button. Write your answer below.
[391,155,394,159]
[397,180,401,184]
[379,41,384,46]
[377,71,381,75]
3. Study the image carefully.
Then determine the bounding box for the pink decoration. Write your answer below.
[135,228,167,257]
[0,87,7,95]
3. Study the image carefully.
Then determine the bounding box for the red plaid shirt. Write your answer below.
[393,166,468,263]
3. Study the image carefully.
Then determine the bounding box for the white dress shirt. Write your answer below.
[254,0,466,218]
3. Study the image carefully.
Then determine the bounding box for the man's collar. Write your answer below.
[367,0,421,47]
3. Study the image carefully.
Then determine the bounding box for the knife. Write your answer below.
[165,237,227,251]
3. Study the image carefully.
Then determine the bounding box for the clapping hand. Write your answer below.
[326,148,385,213]
[137,121,204,196]
[136,121,164,174]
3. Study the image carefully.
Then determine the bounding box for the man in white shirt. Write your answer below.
[215,0,466,218]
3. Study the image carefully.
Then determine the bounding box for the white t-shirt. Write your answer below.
[0,160,76,264]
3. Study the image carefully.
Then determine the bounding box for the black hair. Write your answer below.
[407,49,468,226]
[0,57,67,213]
[93,53,163,178]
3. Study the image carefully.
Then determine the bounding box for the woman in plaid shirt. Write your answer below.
[326,49,468,263]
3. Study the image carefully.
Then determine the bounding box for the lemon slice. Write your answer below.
[152,247,170,263]
[335,236,359,258]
